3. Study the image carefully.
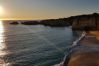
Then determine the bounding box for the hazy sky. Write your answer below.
[0,0,99,20]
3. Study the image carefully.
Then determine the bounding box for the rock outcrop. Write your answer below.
[21,21,39,25]
[10,21,19,25]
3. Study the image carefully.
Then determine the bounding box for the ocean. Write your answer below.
[0,21,80,66]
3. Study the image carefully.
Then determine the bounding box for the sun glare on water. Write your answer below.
[0,20,8,66]
[0,21,5,49]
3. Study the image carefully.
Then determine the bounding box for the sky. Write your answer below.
[0,0,99,20]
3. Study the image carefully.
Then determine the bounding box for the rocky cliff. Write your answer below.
[71,13,99,30]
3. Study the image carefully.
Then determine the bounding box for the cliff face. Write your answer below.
[71,13,99,30]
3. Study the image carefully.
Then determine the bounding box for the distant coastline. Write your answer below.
[10,13,99,30]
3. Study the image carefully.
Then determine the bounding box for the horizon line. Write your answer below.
[0,12,98,21]
[0,17,66,21]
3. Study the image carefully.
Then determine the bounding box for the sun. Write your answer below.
[0,6,4,15]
